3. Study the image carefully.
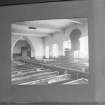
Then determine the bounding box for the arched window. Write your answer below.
[45,46,50,58]
[79,36,89,59]
[63,40,71,56]
[52,43,59,58]
[73,36,89,64]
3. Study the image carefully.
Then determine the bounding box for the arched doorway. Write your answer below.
[70,28,82,51]
[13,39,31,59]
[69,28,82,63]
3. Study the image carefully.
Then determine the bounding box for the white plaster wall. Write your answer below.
[27,36,44,59]
[45,22,88,57]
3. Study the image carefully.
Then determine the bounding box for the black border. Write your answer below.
[0,102,103,105]
[0,0,82,6]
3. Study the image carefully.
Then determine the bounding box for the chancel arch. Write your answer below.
[12,36,35,59]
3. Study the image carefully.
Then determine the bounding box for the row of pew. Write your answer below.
[11,57,89,85]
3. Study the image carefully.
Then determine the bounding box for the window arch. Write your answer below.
[63,40,71,56]
[52,43,59,58]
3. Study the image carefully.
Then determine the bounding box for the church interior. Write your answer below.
[11,18,89,85]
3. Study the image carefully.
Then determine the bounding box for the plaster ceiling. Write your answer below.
[12,18,87,37]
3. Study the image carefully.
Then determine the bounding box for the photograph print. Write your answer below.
[11,18,89,85]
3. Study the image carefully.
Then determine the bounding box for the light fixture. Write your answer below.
[28,27,37,29]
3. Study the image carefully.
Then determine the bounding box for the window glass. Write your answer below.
[63,40,71,55]
[52,43,59,57]
[45,46,50,58]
